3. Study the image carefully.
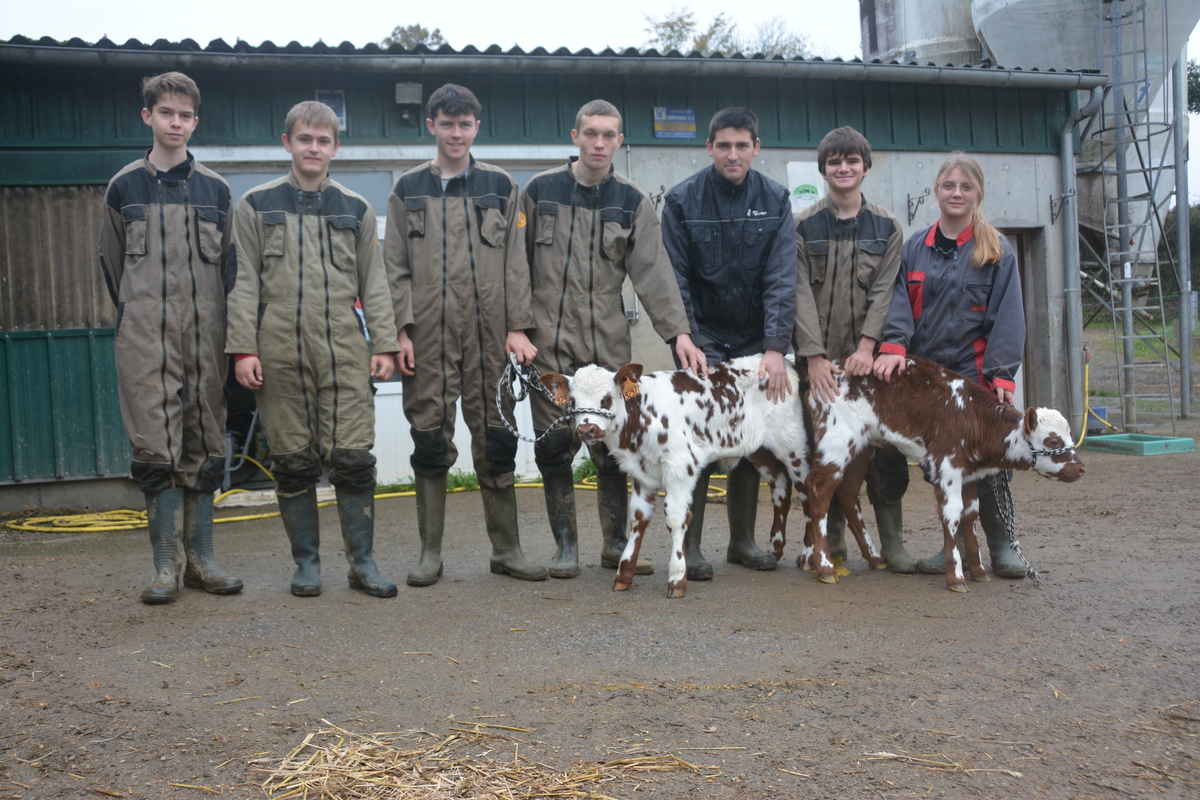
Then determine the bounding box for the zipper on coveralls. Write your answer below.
[461,176,492,429]
[824,219,841,354]
[181,177,210,456]
[316,189,341,445]
[156,177,176,471]
[296,189,317,442]
[554,180,580,374]
[586,182,600,365]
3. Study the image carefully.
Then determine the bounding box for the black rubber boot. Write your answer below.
[141,488,184,604]
[596,470,653,575]
[278,488,322,596]
[482,486,548,581]
[182,490,243,594]
[916,540,966,574]
[684,470,714,580]
[873,500,918,573]
[336,487,398,598]
[542,469,579,579]
[980,484,1026,578]
[725,465,777,570]
[407,473,447,586]
[799,500,848,567]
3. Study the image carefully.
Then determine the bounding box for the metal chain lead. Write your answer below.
[993,469,1040,584]
[494,354,575,444]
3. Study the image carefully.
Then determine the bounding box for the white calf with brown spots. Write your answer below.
[539,356,808,598]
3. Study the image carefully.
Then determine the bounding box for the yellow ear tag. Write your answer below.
[622,377,639,400]
[554,386,571,407]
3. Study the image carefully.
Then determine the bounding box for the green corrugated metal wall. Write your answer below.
[0,63,1069,185]
[0,329,129,481]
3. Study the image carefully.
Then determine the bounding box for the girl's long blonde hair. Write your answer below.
[935,152,1003,268]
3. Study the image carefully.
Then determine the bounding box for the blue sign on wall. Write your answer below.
[653,107,697,139]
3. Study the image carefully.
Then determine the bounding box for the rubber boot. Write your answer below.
[596,471,654,575]
[980,488,1026,578]
[335,487,398,598]
[683,470,715,580]
[542,470,579,579]
[141,488,184,604]
[482,485,548,581]
[182,490,243,594]
[725,466,777,570]
[916,539,966,574]
[873,500,918,573]
[407,473,447,586]
[278,488,322,596]
[799,501,848,567]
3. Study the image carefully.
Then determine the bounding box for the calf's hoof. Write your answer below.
[948,582,968,593]
[817,572,839,584]
[612,580,632,592]
[666,582,687,598]
[872,562,889,570]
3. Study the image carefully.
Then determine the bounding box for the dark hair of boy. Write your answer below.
[816,126,873,175]
[427,83,482,119]
[574,99,622,132]
[283,100,341,141]
[707,106,758,143]
[141,71,201,112]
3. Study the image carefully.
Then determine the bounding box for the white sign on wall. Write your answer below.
[786,161,823,215]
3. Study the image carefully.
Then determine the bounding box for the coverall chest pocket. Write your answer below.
[122,205,148,257]
[600,208,634,262]
[906,272,927,318]
[404,196,426,238]
[195,206,224,265]
[683,221,719,281]
[261,211,287,257]
[474,194,508,248]
[325,215,360,271]
[964,282,992,315]
[856,238,888,290]
[806,240,829,284]
[535,201,557,245]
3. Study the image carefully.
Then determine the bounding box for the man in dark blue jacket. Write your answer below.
[661,106,797,580]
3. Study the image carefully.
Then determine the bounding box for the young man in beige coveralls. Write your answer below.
[229,101,399,598]
[101,71,242,604]
[385,83,545,586]
[792,126,916,573]
[520,99,706,579]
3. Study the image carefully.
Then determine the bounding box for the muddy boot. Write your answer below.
[542,469,579,579]
[596,470,653,575]
[980,485,1026,578]
[141,488,184,604]
[335,487,397,598]
[916,539,966,574]
[181,490,243,594]
[725,465,777,570]
[799,501,848,567]
[278,488,322,596]
[482,485,548,581]
[684,472,714,580]
[873,500,917,573]
[408,473,447,586]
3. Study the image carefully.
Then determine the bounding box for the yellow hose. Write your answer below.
[4,472,734,533]
[1075,355,1120,448]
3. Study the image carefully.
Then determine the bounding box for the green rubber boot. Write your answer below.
[182,490,243,594]
[684,471,714,580]
[482,485,548,581]
[980,487,1026,578]
[141,488,184,604]
[336,487,397,598]
[873,500,918,573]
[407,473,447,586]
[542,469,579,579]
[916,538,966,574]
[596,470,653,575]
[725,465,777,570]
[278,488,322,596]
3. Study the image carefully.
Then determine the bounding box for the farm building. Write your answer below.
[0,34,1107,507]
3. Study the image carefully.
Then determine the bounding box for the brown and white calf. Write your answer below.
[539,356,808,598]
[804,356,1086,592]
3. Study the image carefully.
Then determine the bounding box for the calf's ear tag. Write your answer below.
[622,377,640,400]
[553,386,571,406]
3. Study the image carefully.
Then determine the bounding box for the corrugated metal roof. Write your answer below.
[0,35,1106,89]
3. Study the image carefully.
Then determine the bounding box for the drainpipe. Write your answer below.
[1173,49,1192,417]
[1063,84,1107,437]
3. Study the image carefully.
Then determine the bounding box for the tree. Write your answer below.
[643,7,812,58]
[381,23,446,49]
[1188,60,1200,114]
[1157,202,1200,300]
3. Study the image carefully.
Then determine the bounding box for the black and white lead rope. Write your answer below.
[992,469,1039,584]
[494,353,615,444]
